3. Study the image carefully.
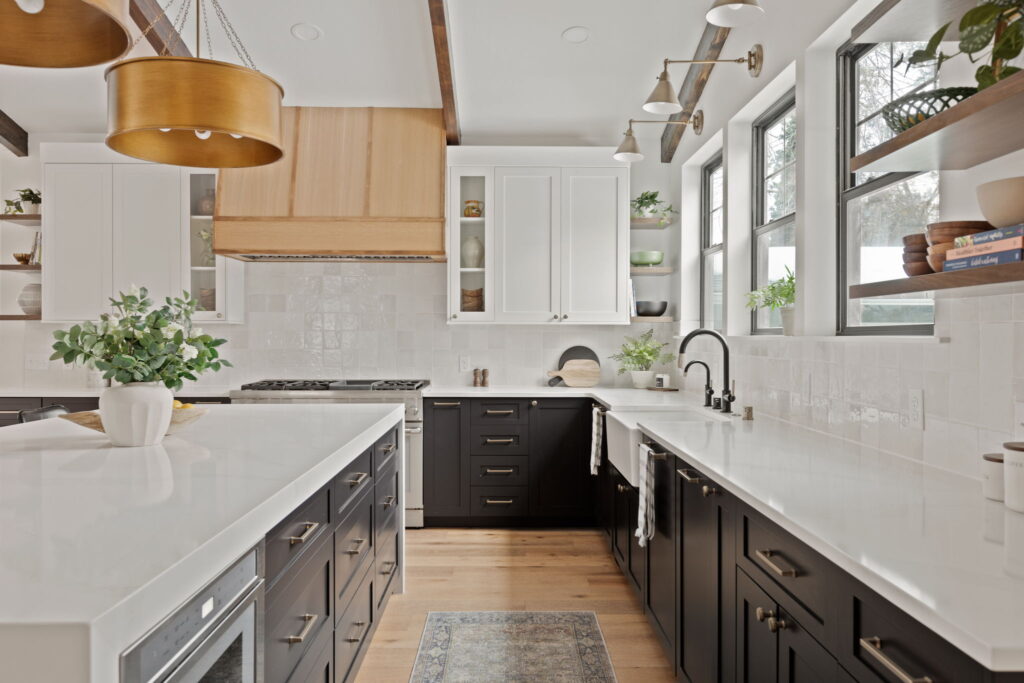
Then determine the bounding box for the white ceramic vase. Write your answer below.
[461,236,484,268]
[630,370,654,389]
[780,307,795,336]
[99,382,173,447]
[21,202,40,215]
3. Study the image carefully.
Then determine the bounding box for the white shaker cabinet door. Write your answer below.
[112,165,182,305]
[560,167,629,323]
[42,164,113,322]
[494,167,560,323]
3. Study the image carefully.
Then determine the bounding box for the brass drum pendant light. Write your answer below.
[105,0,284,168]
[0,0,131,68]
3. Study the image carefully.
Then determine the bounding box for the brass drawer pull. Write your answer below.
[380,560,397,576]
[484,467,515,475]
[860,637,933,683]
[0,410,22,415]
[485,498,515,505]
[485,437,515,444]
[380,443,397,454]
[434,401,461,407]
[287,521,320,546]
[345,621,369,643]
[755,549,799,578]
[485,409,515,416]
[648,451,668,460]
[381,495,397,508]
[677,469,703,484]
[702,485,720,497]
[616,484,629,493]
[344,538,366,556]
[346,472,369,487]
[285,613,318,644]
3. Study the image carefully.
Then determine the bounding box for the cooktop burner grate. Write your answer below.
[239,379,428,392]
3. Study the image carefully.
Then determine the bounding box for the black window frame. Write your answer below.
[836,40,936,336]
[751,90,797,335]
[700,152,725,331]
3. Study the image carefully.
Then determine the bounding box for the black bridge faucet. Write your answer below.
[678,328,734,414]
[683,360,714,408]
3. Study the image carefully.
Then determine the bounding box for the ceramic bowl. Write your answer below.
[630,251,665,266]
[635,301,668,317]
[902,233,928,250]
[977,177,1024,228]
[925,221,991,247]
[904,261,933,277]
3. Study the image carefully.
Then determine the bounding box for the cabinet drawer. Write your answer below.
[43,396,100,413]
[374,425,400,473]
[266,536,332,683]
[266,487,331,589]
[740,511,831,631]
[333,448,373,520]
[470,399,528,425]
[472,456,529,486]
[285,611,333,683]
[0,397,41,426]
[374,512,400,612]
[375,458,400,534]
[471,486,529,517]
[469,424,529,455]
[334,487,374,617]
[335,561,375,683]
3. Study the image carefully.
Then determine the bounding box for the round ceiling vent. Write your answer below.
[561,26,590,44]
[290,23,323,41]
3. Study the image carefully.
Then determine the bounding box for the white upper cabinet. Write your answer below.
[447,147,629,325]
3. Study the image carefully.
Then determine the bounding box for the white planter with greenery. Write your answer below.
[610,329,674,390]
[747,267,796,336]
[630,190,677,226]
[50,287,231,447]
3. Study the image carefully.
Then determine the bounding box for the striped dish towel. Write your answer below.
[636,444,655,547]
[589,405,604,475]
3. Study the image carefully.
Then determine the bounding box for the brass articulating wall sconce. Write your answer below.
[613,111,704,162]
[643,44,764,115]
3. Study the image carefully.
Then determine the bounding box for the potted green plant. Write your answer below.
[630,190,677,226]
[609,328,675,388]
[50,287,231,446]
[3,199,22,215]
[16,188,41,214]
[887,2,1023,132]
[747,267,796,335]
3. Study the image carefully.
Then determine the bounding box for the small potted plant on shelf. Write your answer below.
[610,328,675,388]
[3,199,22,215]
[630,190,677,227]
[747,266,796,335]
[50,286,230,447]
[16,188,41,214]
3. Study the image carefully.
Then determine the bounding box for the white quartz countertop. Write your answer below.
[0,403,404,683]
[0,386,232,398]
[424,385,692,411]
[638,416,1024,671]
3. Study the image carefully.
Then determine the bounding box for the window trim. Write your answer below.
[836,40,935,336]
[700,152,725,330]
[751,90,797,335]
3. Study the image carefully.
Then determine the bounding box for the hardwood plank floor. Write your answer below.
[356,528,675,682]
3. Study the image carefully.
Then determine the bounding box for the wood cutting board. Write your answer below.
[546,359,600,388]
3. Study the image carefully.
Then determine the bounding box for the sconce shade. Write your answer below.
[706,0,765,27]
[613,131,643,163]
[0,0,131,68]
[643,71,683,115]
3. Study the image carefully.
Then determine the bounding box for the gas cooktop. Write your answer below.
[238,379,429,392]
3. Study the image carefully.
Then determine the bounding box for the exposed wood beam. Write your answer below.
[129,0,191,57]
[427,0,461,145]
[0,108,28,158]
[660,24,731,163]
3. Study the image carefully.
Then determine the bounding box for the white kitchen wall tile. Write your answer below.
[979,293,1013,322]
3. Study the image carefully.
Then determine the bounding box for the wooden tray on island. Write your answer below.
[60,407,207,435]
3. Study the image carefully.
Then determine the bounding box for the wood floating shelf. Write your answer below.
[851,0,975,43]
[0,314,41,321]
[630,266,673,276]
[630,218,671,230]
[631,316,674,323]
[851,70,1024,173]
[849,262,1024,299]
[0,214,41,227]
[0,264,41,271]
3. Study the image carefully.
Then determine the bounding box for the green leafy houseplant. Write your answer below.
[3,199,22,215]
[609,329,675,373]
[50,287,231,391]
[630,190,677,223]
[746,267,796,311]
[16,188,41,206]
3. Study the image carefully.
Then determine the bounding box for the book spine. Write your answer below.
[954,224,1024,248]
[943,249,1023,272]
[946,236,1024,260]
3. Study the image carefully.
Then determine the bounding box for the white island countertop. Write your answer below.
[424,385,694,411]
[638,416,1024,671]
[0,403,404,683]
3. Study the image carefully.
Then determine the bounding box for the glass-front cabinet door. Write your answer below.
[448,167,494,322]
[181,169,232,321]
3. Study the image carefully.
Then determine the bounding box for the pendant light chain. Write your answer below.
[124,0,258,69]
[208,0,258,70]
[125,0,187,56]
[202,0,214,60]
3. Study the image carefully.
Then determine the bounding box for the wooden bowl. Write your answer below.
[904,261,934,277]
[902,252,928,263]
[12,252,31,264]
[925,221,991,246]
[926,254,946,273]
[927,242,957,257]
[166,406,208,435]
[902,233,928,250]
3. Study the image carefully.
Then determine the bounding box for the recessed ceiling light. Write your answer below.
[290,23,323,41]
[561,26,590,44]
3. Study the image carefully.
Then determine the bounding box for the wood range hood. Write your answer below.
[214,107,447,262]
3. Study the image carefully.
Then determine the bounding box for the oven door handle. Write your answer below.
[404,426,423,435]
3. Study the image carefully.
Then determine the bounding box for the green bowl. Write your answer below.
[630,250,664,266]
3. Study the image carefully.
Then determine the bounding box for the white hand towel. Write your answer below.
[636,443,655,547]
[590,405,604,475]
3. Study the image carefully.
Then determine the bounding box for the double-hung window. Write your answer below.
[838,41,939,334]
[752,93,797,333]
[701,154,725,331]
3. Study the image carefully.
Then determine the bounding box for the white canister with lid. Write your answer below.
[982,453,1005,502]
[1004,442,1024,513]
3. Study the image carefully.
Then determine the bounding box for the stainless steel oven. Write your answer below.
[121,548,264,683]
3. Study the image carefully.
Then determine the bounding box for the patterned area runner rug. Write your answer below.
[409,611,617,682]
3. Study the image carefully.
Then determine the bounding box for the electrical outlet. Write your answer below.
[459,355,471,373]
[908,388,924,430]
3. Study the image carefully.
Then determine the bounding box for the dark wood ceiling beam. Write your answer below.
[428,0,461,145]
[129,0,191,57]
[0,108,28,158]
[660,24,731,163]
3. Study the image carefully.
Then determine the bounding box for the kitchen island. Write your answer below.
[0,403,404,683]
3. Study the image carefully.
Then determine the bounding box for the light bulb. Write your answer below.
[159,128,171,133]
[230,134,243,139]
[194,130,212,140]
[14,0,45,14]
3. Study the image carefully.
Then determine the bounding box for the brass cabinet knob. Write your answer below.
[755,607,773,623]
[702,485,720,497]
[531,400,538,407]
[616,484,628,493]
[552,314,559,320]
[767,616,788,633]
[452,313,458,319]
[562,314,568,320]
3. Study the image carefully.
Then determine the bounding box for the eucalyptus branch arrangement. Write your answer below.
[747,267,796,311]
[609,329,675,373]
[50,287,231,390]
[905,2,1023,89]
